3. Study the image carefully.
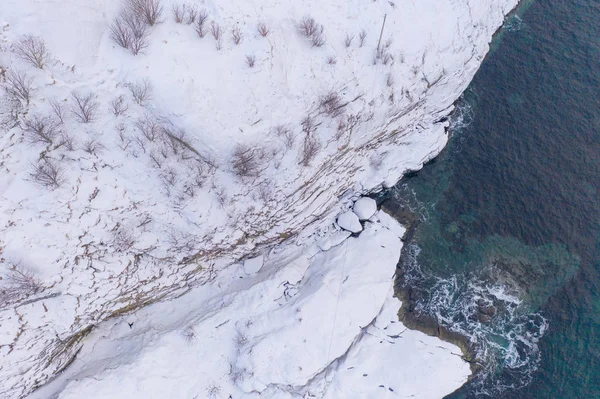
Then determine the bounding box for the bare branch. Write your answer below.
[172,4,185,23]
[0,263,43,305]
[300,134,320,167]
[82,138,105,155]
[257,22,270,37]
[297,16,320,37]
[110,10,149,55]
[274,124,295,150]
[135,113,161,142]
[319,91,346,118]
[211,22,222,49]
[128,0,163,26]
[245,54,256,68]
[2,68,33,105]
[110,94,129,116]
[344,33,354,48]
[194,10,209,37]
[231,143,264,178]
[358,29,367,47]
[231,26,243,45]
[49,98,66,123]
[12,35,51,69]
[22,114,61,145]
[311,31,325,47]
[70,91,99,123]
[111,224,136,252]
[127,78,153,105]
[30,158,65,189]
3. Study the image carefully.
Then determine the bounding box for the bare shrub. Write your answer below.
[206,384,221,399]
[159,167,178,195]
[135,114,161,142]
[335,113,362,141]
[110,95,129,116]
[297,16,325,47]
[59,132,76,151]
[231,26,243,45]
[0,264,43,304]
[70,91,99,123]
[374,47,393,65]
[185,5,198,24]
[319,91,345,118]
[194,10,209,37]
[3,69,33,105]
[274,124,294,149]
[182,325,196,342]
[110,10,149,55]
[245,54,256,68]
[211,22,222,40]
[30,158,65,188]
[12,35,51,69]
[172,4,185,23]
[300,134,321,167]
[257,22,270,37]
[82,138,105,155]
[128,0,163,26]
[358,29,367,47]
[344,33,354,48]
[127,78,153,105]
[301,115,316,135]
[111,224,136,252]
[298,16,320,38]
[386,72,394,87]
[49,98,66,123]
[22,114,61,145]
[231,143,264,178]
[326,55,337,65]
[110,13,133,49]
[311,31,325,47]
[210,22,223,50]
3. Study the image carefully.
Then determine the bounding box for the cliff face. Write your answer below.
[0,0,518,397]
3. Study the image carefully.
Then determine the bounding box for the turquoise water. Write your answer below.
[384,1,600,397]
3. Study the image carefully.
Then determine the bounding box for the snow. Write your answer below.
[337,210,362,233]
[353,197,377,220]
[0,0,519,396]
[243,255,264,274]
[30,212,469,399]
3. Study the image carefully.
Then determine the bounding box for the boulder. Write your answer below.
[353,197,378,220]
[337,211,362,233]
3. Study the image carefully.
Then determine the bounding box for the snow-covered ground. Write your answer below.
[0,0,518,397]
[30,212,470,399]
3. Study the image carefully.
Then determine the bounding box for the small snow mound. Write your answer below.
[337,211,362,233]
[353,197,378,221]
[243,255,264,274]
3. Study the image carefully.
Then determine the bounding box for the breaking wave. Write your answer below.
[401,243,548,397]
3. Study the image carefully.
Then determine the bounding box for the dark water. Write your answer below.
[383,0,600,397]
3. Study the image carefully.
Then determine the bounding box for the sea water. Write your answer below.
[383,0,600,397]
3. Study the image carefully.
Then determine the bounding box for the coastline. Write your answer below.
[378,1,529,392]
[0,0,521,397]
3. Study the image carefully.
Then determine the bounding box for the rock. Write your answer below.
[243,255,264,274]
[337,211,362,233]
[353,197,378,220]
